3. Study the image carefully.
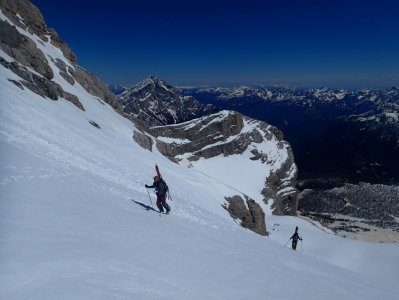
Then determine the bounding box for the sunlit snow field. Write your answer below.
[1,65,399,299]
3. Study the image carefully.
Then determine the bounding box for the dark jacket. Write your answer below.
[290,232,302,242]
[147,180,166,196]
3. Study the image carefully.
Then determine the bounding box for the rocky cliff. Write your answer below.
[223,195,267,236]
[0,0,121,111]
[117,76,220,126]
[134,110,299,223]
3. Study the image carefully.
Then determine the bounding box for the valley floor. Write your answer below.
[299,214,399,243]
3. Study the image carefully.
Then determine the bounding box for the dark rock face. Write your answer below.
[0,0,120,111]
[117,76,220,126]
[223,195,268,236]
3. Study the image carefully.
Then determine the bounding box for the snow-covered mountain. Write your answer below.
[117,93,300,234]
[181,86,399,185]
[117,76,220,126]
[133,110,299,223]
[1,1,399,298]
[181,85,399,237]
[182,85,399,109]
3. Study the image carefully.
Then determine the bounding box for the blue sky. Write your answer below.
[31,0,399,89]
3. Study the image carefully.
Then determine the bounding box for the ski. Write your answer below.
[155,164,172,201]
[155,164,162,178]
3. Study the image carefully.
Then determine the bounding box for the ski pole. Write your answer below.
[146,187,154,209]
[284,239,290,247]
[167,191,173,201]
[301,237,303,252]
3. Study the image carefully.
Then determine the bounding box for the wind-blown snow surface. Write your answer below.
[3,41,399,300]
[1,75,398,299]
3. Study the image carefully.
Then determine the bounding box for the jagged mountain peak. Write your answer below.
[117,76,220,127]
[123,75,177,95]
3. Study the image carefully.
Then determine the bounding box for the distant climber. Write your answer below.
[145,175,171,214]
[290,226,302,250]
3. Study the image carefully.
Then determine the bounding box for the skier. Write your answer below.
[290,227,302,250]
[145,175,171,214]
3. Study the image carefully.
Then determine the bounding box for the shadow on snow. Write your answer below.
[131,199,157,212]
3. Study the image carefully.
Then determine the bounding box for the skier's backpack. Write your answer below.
[160,177,169,194]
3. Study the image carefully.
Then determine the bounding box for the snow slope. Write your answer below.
[185,150,399,285]
[1,63,399,299]
[1,4,399,296]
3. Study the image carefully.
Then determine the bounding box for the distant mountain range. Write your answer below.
[178,86,399,186]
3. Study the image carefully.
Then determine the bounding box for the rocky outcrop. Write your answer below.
[0,0,76,64]
[54,58,75,85]
[0,56,83,110]
[0,0,47,42]
[0,19,53,79]
[149,111,247,160]
[0,0,121,111]
[133,131,153,152]
[47,28,77,64]
[223,195,268,236]
[133,110,299,218]
[68,65,122,111]
[117,76,220,126]
[267,148,299,216]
